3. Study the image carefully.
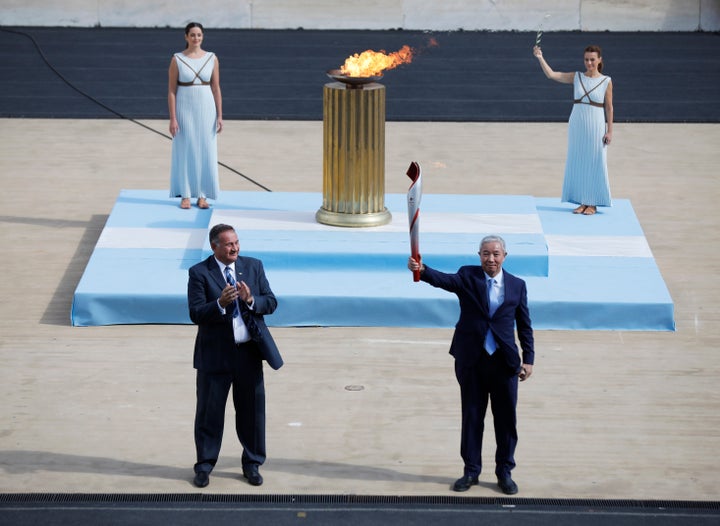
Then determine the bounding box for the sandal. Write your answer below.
[197,198,210,209]
[573,205,587,214]
[582,205,597,215]
[180,198,191,209]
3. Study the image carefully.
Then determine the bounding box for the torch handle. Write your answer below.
[409,215,420,282]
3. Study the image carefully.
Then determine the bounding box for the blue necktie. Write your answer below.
[485,278,498,355]
[225,265,261,340]
[224,266,239,318]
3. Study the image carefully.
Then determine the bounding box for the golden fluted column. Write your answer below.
[316,82,391,227]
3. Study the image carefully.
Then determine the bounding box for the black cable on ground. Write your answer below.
[1,27,272,192]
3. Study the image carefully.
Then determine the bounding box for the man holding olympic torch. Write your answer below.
[407,235,534,495]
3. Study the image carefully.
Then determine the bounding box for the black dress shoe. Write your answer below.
[497,474,518,495]
[243,465,263,486]
[193,471,210,488]
[452,474,479,492]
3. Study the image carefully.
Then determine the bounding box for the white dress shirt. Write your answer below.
[214,258,251,343]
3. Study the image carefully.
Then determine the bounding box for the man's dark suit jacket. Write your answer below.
[421,265,534,372]
[188,255,283,371]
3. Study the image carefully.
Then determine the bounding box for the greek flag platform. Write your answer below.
[71,190,675,331]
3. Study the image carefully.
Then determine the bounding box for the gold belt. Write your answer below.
[178,81,210,86]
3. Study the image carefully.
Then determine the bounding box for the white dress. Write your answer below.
[561,72,612,207]
[169,52,219,200]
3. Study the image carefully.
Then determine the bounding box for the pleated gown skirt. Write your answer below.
[170,82,219,200]
[561,75,612,207]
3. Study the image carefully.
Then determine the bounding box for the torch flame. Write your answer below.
[340,45,414,78]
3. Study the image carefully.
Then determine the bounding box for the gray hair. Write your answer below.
[479,235,507,253]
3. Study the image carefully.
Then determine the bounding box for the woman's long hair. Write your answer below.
[184,22,203,49]
[585,44,603,73]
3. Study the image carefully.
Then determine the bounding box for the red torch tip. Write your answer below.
[406,161,420,182]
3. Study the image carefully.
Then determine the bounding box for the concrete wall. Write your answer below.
[2,0,719,31]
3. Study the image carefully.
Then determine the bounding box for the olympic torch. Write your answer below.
[406,161,422,282]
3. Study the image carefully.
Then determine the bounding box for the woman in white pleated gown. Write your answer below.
[533,44,614,215]
[168,22,223,210]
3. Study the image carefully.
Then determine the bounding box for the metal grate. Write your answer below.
[1,493,719,510]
